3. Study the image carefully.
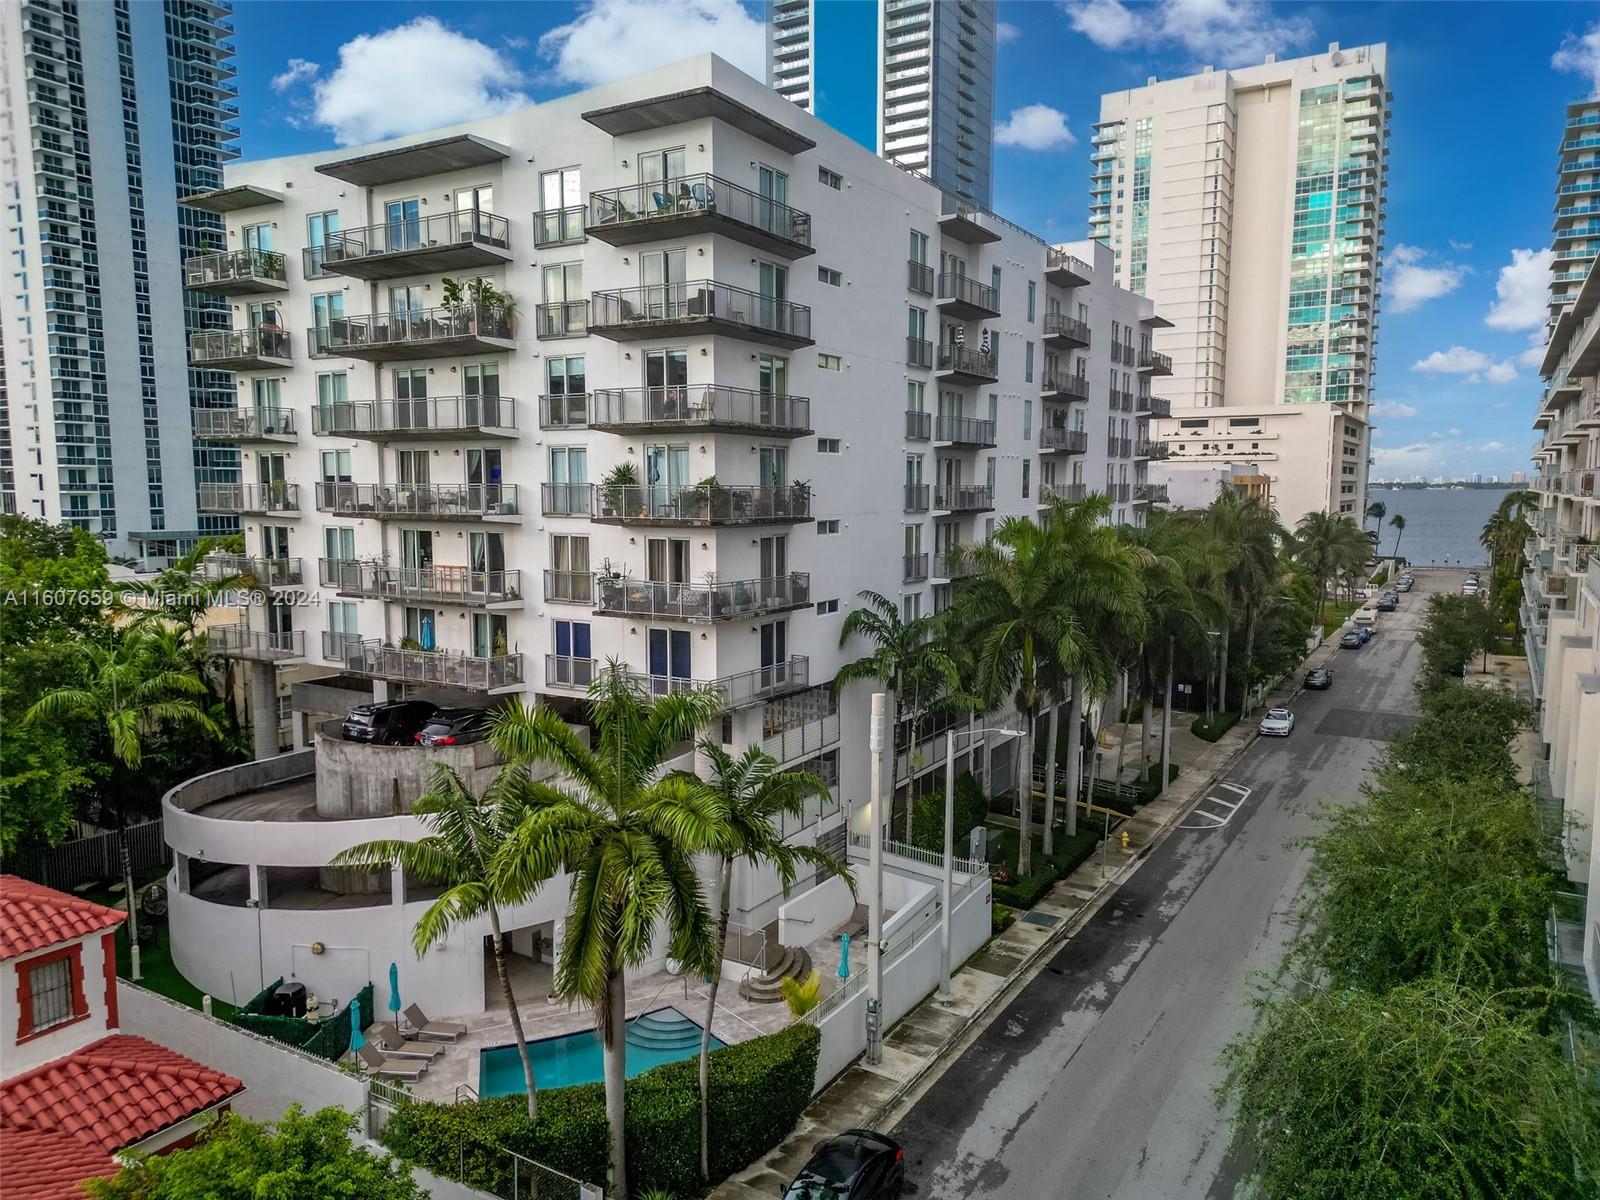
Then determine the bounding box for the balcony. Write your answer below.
[1042,312,1090,348]
[1139,349,1173,375]
[1041,370,1089,401]
[535,206,586,247]
[586,174,813,260]
[543,569,594,606]
[182,248,288,295]
[189,328,291,371]
[1137,395,1171,418]
[201,555,305,588]
[335,639,524,694]
[540,392,590,429]
[541,483,592,517]
[193,406,295,443]
[904,483,930,513]
[1041,481,1087,504]
[1109,390,1135,413]
[1136,440,1169,459]
[907,261,934,296]
[545,654,597,692]
[1040,427,1088,454]
[320,559,523,608]
[934,414,996,448]
[309,396,516,441]
[318,305,513,361]
[590,483,811,526]
[198,482,299,515]
[936,272,1001,320]
[207,624,304,663]
[1134,482,1169,504]
[314,482,521,522]
[905,411,932,441]
[937,200,1000,245]
[934,483,993,513]
[1044,250,1091,289]
[588,385,811,437]
[935,344,998,385]
[907,337,933,369]
[321,210,511,279]
[903,552,929,583]
[589,281,813,348]
[593,573,811,622]
[608,657,812,709]
[536,301,588,339]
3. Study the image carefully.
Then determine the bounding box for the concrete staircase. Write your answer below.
[736,921,814,1003]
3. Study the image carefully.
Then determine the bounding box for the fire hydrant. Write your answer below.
[1119,830,1131,850]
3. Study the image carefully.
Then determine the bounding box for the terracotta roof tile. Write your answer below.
[0,875,125,960]
[1,1035,245,1197]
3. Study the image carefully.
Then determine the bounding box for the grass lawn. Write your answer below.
[116,919,237,1021]
[1319,599,1361,639]
[987,824,1100,909]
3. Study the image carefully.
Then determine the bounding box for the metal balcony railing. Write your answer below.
[1135,482,1169,503]
[1042,371,1090,400]
[309,396,515,437]
[589,281,812,343]
[319,559,523,606]
[539,392,590,429]
[589,386,810,435]
[934,414,997,446]
[1044,249,1091,285]
[903,552,929,583]
[198,482,299,513]
[201,554,304,587]
[1039,427,1088,453]
[189,327,290,365]
[1140,349,1173,373]
[207,624,304,662]
[935,483,994,511]
[587,173,812,249]
[322,630,363,661]
[905,411,932,440]
[182,248,286,291]
[617,656,810,709]
[337,639,524,691]
[319,304,512,354]
[591,483,811,524]
[193,407,295,440]
[543,569,594,605]
[541,482,592,516]
[322,209,509,265]
[314,482,520,519]
[545,654,597,690]
[536,301,588,339]
[907,261,934,295]
[1041,482,1088,503]
[1042,312,1090,344]
[1137,395,1172,417]
[904,483,931,512]
[936,344,998,380]
[907,337,933,369]
[937,272,999,313]
[535,206,586,247]
[1137,440,1170,459]
[593,573,810,621]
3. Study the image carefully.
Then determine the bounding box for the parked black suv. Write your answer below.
[415,707,495,747]
[341,700,437,745]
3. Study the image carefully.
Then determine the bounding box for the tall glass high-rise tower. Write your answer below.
[0,0,240,563]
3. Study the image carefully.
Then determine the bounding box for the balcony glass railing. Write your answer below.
[536,301,588,339]
[323,209,509,264]
[183,248,286,290]
[193,407,294,439]
[320,559,523,605]
[320,305,511,353]
[905,483,930,512]
[590,281,812,342]
[189,327,290,364]
[198,482,299,513]
[314,482,520,518]
[590,386,810,434]
[905,411,931,440]
[587,174,812,247]
[907,261,934,295]
[541,483,592,516]
[539,392,590,429]
[903,552,929,583]
[543,569,594,605]
[202,554,304,587]
[207,624,303,661]
[545,654,598,690]
[591,483,811,524]
[534,206,585,247]
[593,573,810,621]
[907,337,933,369]
[309,396,514,437]
[338,639,523,690]
[936,344,998,379]
[617,656,810,709]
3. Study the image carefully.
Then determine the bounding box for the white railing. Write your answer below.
[846,832,988,878]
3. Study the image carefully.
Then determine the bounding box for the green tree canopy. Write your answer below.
[0,514,112,644]
[86,1105,428,1199]
[1417,593,1500,681]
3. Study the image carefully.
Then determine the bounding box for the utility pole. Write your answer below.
[866,692,885,1064]
[939,729,956,997]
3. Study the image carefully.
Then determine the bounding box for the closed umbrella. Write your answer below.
[388,961,402,1022]
[348,1001,365,1055]
[837,932,851,980]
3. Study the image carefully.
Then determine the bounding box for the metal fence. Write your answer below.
[6,820,170,891]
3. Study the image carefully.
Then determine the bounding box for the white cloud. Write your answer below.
[1064,0,1312,66]
[994,104,1076,151]
[1485,247,1554,331]
[1516,333,1547,369]
[1411,345,1518,384]
[276,19,528,146]
[1372,401,1418,420]
[1477,440,1506,453]
[1553,23,1600,95]
[1372,442,1445,476]
[271,58,318,92]
[1448,239,1474,253]
[539,0,764,87]
[996,21,1021,44]
[1385,244,1464,314]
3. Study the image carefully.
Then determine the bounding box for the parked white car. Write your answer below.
[1258,708,1296,737]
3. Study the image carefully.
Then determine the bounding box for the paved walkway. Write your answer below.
[708,651,1345,1199]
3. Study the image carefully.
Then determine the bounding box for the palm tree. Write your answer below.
[1364,499,1386,535]
[836,590,959,842]
[329,766,542,1119]
[691,744,848,1182]
[486,670,725,1200]
[25,628,220,952]
[1389,512,1407,562]
[1495,488,1540,523]
[1202,493,1285,717]
[1292,511,1370,620]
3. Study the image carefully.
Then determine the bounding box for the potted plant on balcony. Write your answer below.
[685,475,725,521]
[787,479,812,518]
[599,462,637,518]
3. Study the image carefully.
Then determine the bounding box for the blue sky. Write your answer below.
[232,0,1600,481]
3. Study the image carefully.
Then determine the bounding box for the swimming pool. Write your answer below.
[478,1006,725,1096]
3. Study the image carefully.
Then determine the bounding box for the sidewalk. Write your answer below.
[709,669,1314,1199]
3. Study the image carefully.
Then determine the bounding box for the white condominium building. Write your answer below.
[1529,95,1600,1005]
[0,0,242,563]
[764,0,997,208]
[1094,44,1389,526]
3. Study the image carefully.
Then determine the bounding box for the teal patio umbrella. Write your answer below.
[388,962,402,1021]
[348,1001,365,1054]
[838,932,851,980]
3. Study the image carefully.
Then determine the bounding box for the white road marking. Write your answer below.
[1179,783,1253,831]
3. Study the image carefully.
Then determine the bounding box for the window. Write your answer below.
[817,266,842,287]
[902,593,921,622]
[991,265,1002,294]
[1027,280,1036,322]
[19,951,78,1038]
[817,438,841,454]
[816,598,840,615]
[909,230,928,266]
[1022,459,1031,499]
[1024,341,1034,383]
[817,519,840,535]
[1023,399,1033,441]
[818,353,842,371]
[819,166,842,189]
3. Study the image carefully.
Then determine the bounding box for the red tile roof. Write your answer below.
[1,1035,245,1198]
[0,875,126,961]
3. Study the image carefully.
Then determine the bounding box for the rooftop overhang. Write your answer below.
[582,87,815,156]
[1140,312,1175,329]
[315,134,512,186]
[180,184,284,213]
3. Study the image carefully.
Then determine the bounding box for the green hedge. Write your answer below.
[989,827,1098,909]
[1190,711,1239,743]
[230,980,374,1062]
[381,1022,820,1198]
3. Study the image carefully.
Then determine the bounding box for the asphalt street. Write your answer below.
[891,570,1460,1200]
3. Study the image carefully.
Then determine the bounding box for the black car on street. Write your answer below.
[783,1130,910,1199]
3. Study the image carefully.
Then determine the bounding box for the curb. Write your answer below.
[864,722,1262,1128]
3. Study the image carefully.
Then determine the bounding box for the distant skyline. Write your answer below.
[226,0,1600,479]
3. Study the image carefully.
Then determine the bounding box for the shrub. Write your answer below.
[910,770,989,855]
[229,980,375,1062]
[991,903,1015,935]
[989,826,1098,909]
[381,1023,820,1197]
[1135,761,1179,802]
[1190,711,1239,743]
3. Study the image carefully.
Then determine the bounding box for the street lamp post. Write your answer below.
[940,724,1022,997]
[866,692,886,1064]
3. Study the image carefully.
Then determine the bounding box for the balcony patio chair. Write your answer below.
[374,1022,445,1060]
[355,1043,429,1081]
[651,191,673,214]
[690,181,715,211]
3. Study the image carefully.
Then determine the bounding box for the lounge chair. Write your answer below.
[404,1003,467,1042]
[356,1043,428,1081]
[374,1022,445,1060]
